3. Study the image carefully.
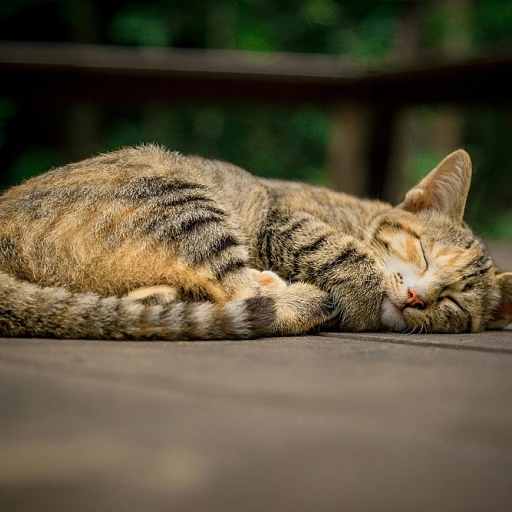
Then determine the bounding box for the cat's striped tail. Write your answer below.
[0,272,331,340]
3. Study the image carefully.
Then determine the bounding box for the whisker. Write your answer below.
[369,239,392,266]
[355,224,373,241]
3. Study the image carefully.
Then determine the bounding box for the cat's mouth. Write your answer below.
[381,297,408,331]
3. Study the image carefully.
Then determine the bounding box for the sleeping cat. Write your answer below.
[0,145,510,339]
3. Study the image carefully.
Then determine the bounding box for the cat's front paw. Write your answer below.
[270,282,333,335]
[328,272,385,331]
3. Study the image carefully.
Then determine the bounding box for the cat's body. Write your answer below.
[0,144,510,339]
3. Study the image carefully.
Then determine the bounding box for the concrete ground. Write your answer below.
[1,242,511,512]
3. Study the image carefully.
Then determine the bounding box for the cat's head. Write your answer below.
[369,149,512,333]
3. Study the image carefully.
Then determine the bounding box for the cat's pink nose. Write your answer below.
[405,287,425,309]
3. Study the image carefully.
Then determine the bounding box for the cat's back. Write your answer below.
[1,144,206,209]
[259,177,390,235]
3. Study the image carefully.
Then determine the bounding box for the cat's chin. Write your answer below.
[381,297,407,332]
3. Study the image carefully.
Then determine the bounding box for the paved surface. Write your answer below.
[1,242,511,512]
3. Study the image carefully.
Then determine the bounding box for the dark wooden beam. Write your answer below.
[1,42,511,106]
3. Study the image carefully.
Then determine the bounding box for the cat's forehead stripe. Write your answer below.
[374,220,420,240]
[402,237,423,268]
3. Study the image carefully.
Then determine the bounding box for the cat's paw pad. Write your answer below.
[126,285,178,305]
[250,269,287,291]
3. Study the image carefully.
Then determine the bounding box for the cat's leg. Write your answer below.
[125,272,285,304]
[125,273,285,305]
[125,271,330,335]
[126,268,330,335]
[256,207,384,331]
[246,268,331,335]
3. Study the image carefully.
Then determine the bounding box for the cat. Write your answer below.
[0,145,510,340]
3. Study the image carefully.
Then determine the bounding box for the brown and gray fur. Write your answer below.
[0,145,510,340]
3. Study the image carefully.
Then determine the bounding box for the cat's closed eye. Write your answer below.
[419,241,428,272]
[438,295,463,310]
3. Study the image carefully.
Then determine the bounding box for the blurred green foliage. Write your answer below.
[0,0,511,239]
[99,104,329,184]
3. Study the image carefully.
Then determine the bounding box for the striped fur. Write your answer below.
[0,145,510,339]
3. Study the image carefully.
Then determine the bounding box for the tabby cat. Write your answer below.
[0,145,510,339]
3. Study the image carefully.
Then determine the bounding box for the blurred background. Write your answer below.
[0,0,511,239]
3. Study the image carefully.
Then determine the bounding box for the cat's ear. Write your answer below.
[398,149,472,221]
[487,272,512,329]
